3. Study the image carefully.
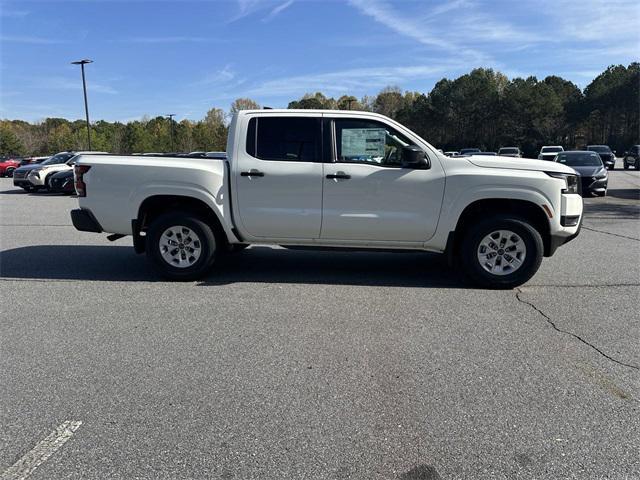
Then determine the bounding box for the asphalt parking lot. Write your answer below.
[1,162,639,480]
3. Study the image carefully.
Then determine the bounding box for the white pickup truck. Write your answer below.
[71,110,583,288]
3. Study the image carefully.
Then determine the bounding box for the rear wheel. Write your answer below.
[146,211,218,281]
[624,162,629,170]
[460,215,543,289]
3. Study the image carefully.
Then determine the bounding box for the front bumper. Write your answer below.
[50,177,75,193]
[27,171,45,186]
[580,176,608,196]
[13,171,31,187]
[546,193,583,257]
[549,214,583,256]
[70,209,103,233]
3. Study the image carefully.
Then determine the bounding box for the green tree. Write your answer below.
[0,125,25,154]
[230,98,260,115]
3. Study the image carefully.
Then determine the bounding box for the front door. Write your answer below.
[235,115,323,239]
[321,118,445,243]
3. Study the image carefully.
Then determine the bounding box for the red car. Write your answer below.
[0,157,21,177]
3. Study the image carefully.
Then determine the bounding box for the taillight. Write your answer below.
[74,165,91,197]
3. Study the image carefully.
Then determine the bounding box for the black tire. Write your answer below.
[44,174,55,190]
[5,168,15,178]
[624,162,629,170]
[636,162,640,171]
[146,211,218,281]
[22,186,33,192]
[460,215,544,289]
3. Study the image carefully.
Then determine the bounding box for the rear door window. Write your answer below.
[248,117,321,162]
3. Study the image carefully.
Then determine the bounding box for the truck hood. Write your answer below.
[467,155,576,174]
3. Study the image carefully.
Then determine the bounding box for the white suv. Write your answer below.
[538,146,564,161]
[27,151,107,190]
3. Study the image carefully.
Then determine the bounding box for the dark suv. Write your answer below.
[623,145,640,170]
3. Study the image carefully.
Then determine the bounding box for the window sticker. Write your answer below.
[341,128,386,157]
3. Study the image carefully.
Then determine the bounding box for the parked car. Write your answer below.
[460,148,481,155]
[586,145,616,170]
[0,157,21,177]
[26,151,107,191]
[444,151,459,157]
[183,151,208,158]
[70,109,583,289]
[19,156,49,166]
[48,169,76,194]
[13,152,73,191]
[205,151,227,159]
[538,146,564,161]
[473,152,497,156]
[622,145,640,170]
[498,147,522,158]
[554,151,608,197]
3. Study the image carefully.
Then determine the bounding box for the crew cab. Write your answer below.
[70,110,583,288]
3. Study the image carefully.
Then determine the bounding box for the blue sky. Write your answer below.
[1,0,638,122]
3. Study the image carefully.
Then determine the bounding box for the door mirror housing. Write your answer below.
[402,145,430,169]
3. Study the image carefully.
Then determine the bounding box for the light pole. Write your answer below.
[166,114,176,152]
[71,59,93,150]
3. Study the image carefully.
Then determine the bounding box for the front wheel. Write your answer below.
[146,211,218,281]
[460,215,543,289]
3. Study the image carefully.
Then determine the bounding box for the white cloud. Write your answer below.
[192,65,240,87]
[244,64,459,98]
[262,0,294,22]
[229,0,295,23]
[40,77,118,95]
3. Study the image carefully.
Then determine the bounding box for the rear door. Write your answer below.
[234,115,324,239]
[320,117,445,243]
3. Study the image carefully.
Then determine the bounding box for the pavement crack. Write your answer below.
[582,226,640,242]
[515,288,639,371]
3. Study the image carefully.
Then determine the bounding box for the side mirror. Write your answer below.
[402,145,430,169]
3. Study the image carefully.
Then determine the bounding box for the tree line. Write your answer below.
[1,63,638,158]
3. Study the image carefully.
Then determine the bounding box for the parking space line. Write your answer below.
[1,420,82,480]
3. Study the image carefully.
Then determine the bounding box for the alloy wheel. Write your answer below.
[158,225,202,268]
[477,229,527,276]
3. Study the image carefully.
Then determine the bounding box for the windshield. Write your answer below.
[542,147,562,153]
[587,145,611,153]
[555,152,603,167]
[41,153,73,165]
[499,148,519,154]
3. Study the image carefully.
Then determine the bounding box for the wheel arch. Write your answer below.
[136,194,229,253]
[449,198,552,261]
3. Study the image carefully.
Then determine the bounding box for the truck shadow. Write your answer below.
[0,245,464,288]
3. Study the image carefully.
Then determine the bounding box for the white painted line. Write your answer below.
[1,420,82,480]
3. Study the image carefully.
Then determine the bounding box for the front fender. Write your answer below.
[426,184,554,252]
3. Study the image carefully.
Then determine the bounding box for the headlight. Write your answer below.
[546,172,580,194]
[595,168,607,179]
